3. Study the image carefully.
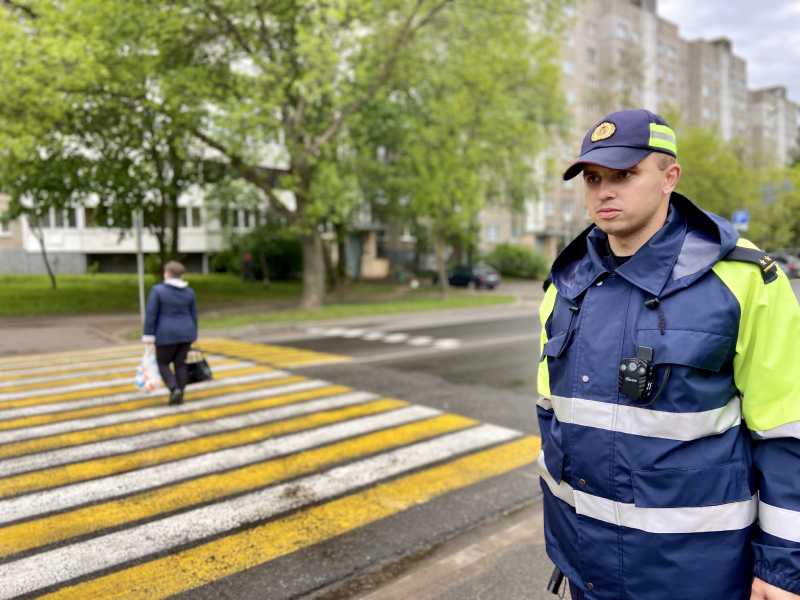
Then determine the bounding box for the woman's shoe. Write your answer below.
[169,389,183,405]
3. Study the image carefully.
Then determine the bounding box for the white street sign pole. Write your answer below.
[135,209,146,325]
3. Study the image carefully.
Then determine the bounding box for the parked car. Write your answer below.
[773,253,800,278]
[447,264,501,289]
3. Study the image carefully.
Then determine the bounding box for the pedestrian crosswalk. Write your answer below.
[0,338,539,599]
[305,326,463,350]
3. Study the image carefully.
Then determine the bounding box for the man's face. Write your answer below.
[582,153,679,241]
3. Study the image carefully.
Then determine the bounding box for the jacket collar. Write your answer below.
[549,192,738,301]
[164,278,189,289]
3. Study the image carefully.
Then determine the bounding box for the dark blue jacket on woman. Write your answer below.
[142,279,198,346]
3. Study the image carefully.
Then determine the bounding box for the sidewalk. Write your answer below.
[314,499,559,600]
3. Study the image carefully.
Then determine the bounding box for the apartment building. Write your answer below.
[0,191,259,275]
[749,86,800,166]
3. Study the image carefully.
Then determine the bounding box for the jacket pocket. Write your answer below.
[541,330,574,361]
[636,329,734,372]
[631,462,751,508]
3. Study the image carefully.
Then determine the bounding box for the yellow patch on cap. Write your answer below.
[591,122,616,142]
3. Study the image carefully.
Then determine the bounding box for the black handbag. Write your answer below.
[186,349,213,384]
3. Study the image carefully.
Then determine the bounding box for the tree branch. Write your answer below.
[192,128,291,193]
[0,0,37,19]
[309,0,454,156]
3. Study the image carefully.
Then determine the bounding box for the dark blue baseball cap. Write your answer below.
[562,109,678,181]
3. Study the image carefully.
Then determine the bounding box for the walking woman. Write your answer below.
[142,260,198,405]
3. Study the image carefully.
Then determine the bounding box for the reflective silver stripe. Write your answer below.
[759,499,800,543]
[534,451,757,534]
[535,451,575,506]
[538,395,741,441]
[751,421,800,441]
[650,130,676,143]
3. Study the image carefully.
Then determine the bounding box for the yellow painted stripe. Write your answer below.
[42,436,540,600]
[0,380,342,460]
[0,413,474,558]
[0,398,407,498]
[0,358,241,393]
[196,338,349,367]
[0,374,300,432]
[0,365,272,412]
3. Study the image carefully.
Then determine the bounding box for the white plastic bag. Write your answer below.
[135,348,163,392]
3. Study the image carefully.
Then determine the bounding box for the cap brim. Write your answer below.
[562,146,652,181]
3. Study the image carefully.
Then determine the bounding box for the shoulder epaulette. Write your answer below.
[722,247,779,283]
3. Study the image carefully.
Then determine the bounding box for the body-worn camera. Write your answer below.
[618,346,655,401]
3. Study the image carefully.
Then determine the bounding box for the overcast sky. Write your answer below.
[658,0,800,103]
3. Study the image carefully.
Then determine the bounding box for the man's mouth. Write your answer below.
[597,208,621,219]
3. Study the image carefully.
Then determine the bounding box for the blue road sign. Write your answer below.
[731,210,750,231]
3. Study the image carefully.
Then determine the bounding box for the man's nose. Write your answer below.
[597,180,616,200]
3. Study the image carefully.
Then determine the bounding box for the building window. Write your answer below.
[563,60,574,75]
[178,207,188,228]
[191,207,202,228]
[544,199,554,217]
[484,224,501,243]
[84,207,98,228]
[616,20,629,39]
[0,219,8,235]
[586,47,596,64]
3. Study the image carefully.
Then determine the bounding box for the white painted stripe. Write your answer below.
[362,331,386,341]
[0,390,384,476]
[324,327,348,337]
[0,424,515,599]
[0,377,321,445]
[0,356,141,379]
[752,421,800,441]
[408,336,434,347]
[0,358,242,391]
[0,392,427,525]
[534,451,757,534]
[758,499,800,543]
[384,333,410,344]
[0,368,278,421]
[306,327,326,336]
[0,362,256,402]
[0,346,141,371]
[537,395,741,442]
[342,328,367,338]
[434,339,461,350]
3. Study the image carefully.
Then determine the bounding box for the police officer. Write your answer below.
[537,109,800,600]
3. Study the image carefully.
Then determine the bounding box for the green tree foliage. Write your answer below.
[675,126,759,218]
[353,1,569,296]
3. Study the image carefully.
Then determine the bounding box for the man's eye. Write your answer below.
[616,171,632,180]
[585,175,599,184]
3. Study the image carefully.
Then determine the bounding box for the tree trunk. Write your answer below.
[300,229,326,308]
[259,253,270,287]
[323,237,337,291]
[32,223,57,290]
[336,223,347,282]
[169,193,180,261]
[434,233,448,299]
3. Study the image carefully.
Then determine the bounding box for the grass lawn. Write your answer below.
[0,274,515,319]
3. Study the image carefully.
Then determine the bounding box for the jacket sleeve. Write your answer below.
[142,287,160,344]
[725,258,800,594]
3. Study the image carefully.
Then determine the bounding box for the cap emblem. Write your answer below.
[591,122,616,142]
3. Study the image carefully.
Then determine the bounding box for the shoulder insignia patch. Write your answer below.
[723,246,779,284]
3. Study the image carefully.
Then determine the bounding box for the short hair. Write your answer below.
[164,260,186,278]
[655,153,677,171]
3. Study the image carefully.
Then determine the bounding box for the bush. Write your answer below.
[213,225,303,280]
[485,243,550,279]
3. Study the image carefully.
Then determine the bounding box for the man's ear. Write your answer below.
[663,163,681,195]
